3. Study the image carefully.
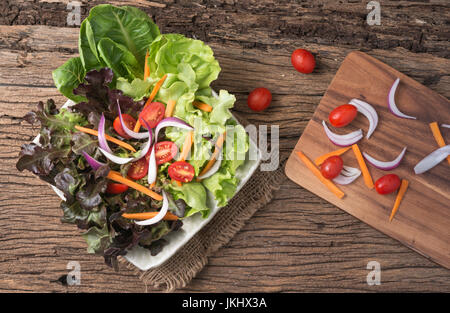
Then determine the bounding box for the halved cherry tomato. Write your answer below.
[113,114,136,139]
[247,87,272,112]
[375,174,401,195]
[320,155,344,179]
[106,182,129,194]
[155,141,178,165]
[329,104,358,128]
[139,102,165,129]
[291,49,316,74]
[127,157,149,180]
[168,161,195,183]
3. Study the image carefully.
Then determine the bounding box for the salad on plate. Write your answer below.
[16,5,249,269]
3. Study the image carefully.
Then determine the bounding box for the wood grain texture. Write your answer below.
[0,0,450,292]
[285,51,450,268]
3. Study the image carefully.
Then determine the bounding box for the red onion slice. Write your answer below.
[349,99,379,139]
[98,113,112,153]
[117,102,149,139]
[414,145,450,174]
[332,166,361,185]
[442,124,450,129]
[388,78,416,120]
[98,120,153,165]
[135,190,168,226]
[154,117,194,140]
[82,151,105,171]
[363,147,407,171]
[322,121,363,146]
[147,146,157,185]
[197,152,223,180]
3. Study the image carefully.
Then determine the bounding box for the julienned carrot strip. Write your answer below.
[134,74,168,132]
[352,144,374,189]
[74,125,136,152]
[314,146,352,166]
[122,211,179,221]
[144,50,150,80]
[193,101,213,112]
[107,171,163,201]
[429,122,450,165]
[179,131,194,162]
[165,99,176,118]
[295,151,345,199]
[172,179,182,187]
[197,132,226,181]
[389,179,409,222]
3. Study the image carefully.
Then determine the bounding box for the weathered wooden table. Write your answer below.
[1,0,449,292]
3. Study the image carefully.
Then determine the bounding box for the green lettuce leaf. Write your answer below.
[52,57,86,102]
[196,89,236,126]
[82,224,111,254]
[81,5,160,70]
[166,182,209,218]
[148,34,220,89]
[202,124,249,206]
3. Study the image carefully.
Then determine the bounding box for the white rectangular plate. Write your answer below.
[34,99,261,271]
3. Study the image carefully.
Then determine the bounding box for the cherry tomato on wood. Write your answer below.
[127,157,149,180]
[320,155,344,179]
[106,182,129,194]
[139,102,165,129]
[168,161,195,183]
[247,87,272,112]
[375,174,401,195]
[155,141,178,165]
[113,114,136,139]
[329,104,358,128]
[291,49,316,74]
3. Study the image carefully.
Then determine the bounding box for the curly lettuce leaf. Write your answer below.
[202,124,249,206]
[148,34,220,89]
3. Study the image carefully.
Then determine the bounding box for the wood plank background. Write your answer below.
[0,0,449,292]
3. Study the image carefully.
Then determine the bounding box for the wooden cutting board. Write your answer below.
[285,51,450,268]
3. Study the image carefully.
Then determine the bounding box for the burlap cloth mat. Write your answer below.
[118,113,287,292]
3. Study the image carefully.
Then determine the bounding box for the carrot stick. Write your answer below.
[144,50,150,80]
[352,144,374,189]
[134,74,168,132]
[74,125,136,152]
[172,179,182,187]
[165,99,176,118]
[107,171,163,201]
[389,179,409,222]
[179,131,194,162]
[193,101,213,112]
[122,211,179,221]
[197,132,226,181]
[295,151,345,199]
[314,146,352,166]
[429,122,450,165]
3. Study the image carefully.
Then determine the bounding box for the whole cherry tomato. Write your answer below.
[113,114,136,139]
[247,87,272,112]
[329,104,358,128]
[320,155,344,179]
[291,49,316,74]
[375,174,401,195]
